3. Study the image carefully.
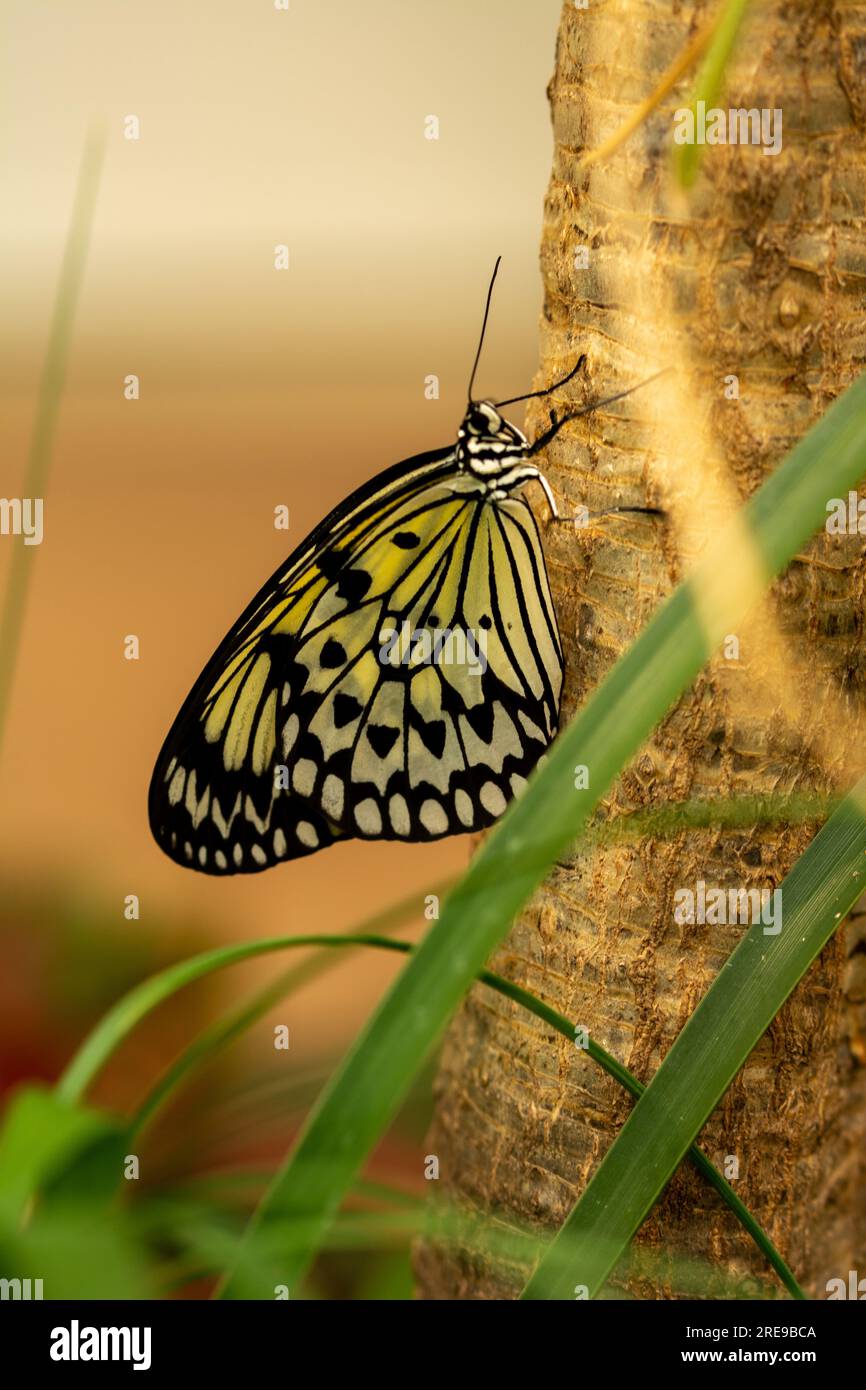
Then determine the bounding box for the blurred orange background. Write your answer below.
[1,0,561,1118]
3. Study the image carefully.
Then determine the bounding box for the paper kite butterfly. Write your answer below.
[149,260,659,873]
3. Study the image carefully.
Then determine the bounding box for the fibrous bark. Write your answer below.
[416,0,866,1299]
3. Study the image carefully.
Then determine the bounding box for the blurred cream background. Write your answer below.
[1,0,562,1066]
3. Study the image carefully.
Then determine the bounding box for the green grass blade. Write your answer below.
[521,776,866,1299]
[0,124,106,762]
[130,958,344,1138]
[56,878,453,1105]
[587,791,835,845]
[217,368,866,1298]
[131,872,453,1134]
[674,0,750,188]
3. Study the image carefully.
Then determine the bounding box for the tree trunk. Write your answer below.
[416,0,866,1300]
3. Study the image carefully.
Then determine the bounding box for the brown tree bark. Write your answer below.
[416,0,866,1299]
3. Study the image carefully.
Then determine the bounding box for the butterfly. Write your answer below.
[149,260,659,873]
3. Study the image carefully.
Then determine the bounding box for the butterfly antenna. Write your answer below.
[467,256,502,403]
[528,366,671,456]
[495,354,587,410]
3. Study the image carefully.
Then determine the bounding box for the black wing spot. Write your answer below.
[318,549,344,580]
[321,638,347,669]
[367,723,400,759]
[392,531,420,549]
[466,702,494,744]
[333,693,363,727]
[413,715,447,759]
[337,568,372,603]
[480,614,492,629]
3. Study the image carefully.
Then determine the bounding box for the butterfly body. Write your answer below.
[149,400,564,874]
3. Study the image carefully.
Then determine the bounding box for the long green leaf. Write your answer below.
[0,1087,119,1226]
[0,126,105,762]
[674,0,750,188]
[217,368,866,1298]
[522,775,866,1298]
[130,958,350,1138]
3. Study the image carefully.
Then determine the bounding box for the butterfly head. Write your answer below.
[456,400,529,477]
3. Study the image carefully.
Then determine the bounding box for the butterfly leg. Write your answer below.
[542,479,664,530]
[512,461,664,528]
[535,470,561,520]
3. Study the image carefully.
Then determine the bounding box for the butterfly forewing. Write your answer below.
[148,449,457,873]
[149,446,563,873]
[149,640,342,873]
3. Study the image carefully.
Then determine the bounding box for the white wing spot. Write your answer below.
[321,774,344,820]
[297,821,319,848]
[509,773,528,799]
[215,850,228,870]
[282,713,300,756]
[274,828,287,858]
[251,844,267,865]
[212,793,242,839]
[518,711,545,744]
[198,846,208,866]
[389,793,410,836]
[233,843,244,867]
[245,795,272,835]
[168,767,186,805]
[420,799,448,836]
[292,758,317,797]
[211,800,225,837]
[455,790,474,827]
[480,781,507,817]
[355,798,383,835]
[186,772,210,828]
